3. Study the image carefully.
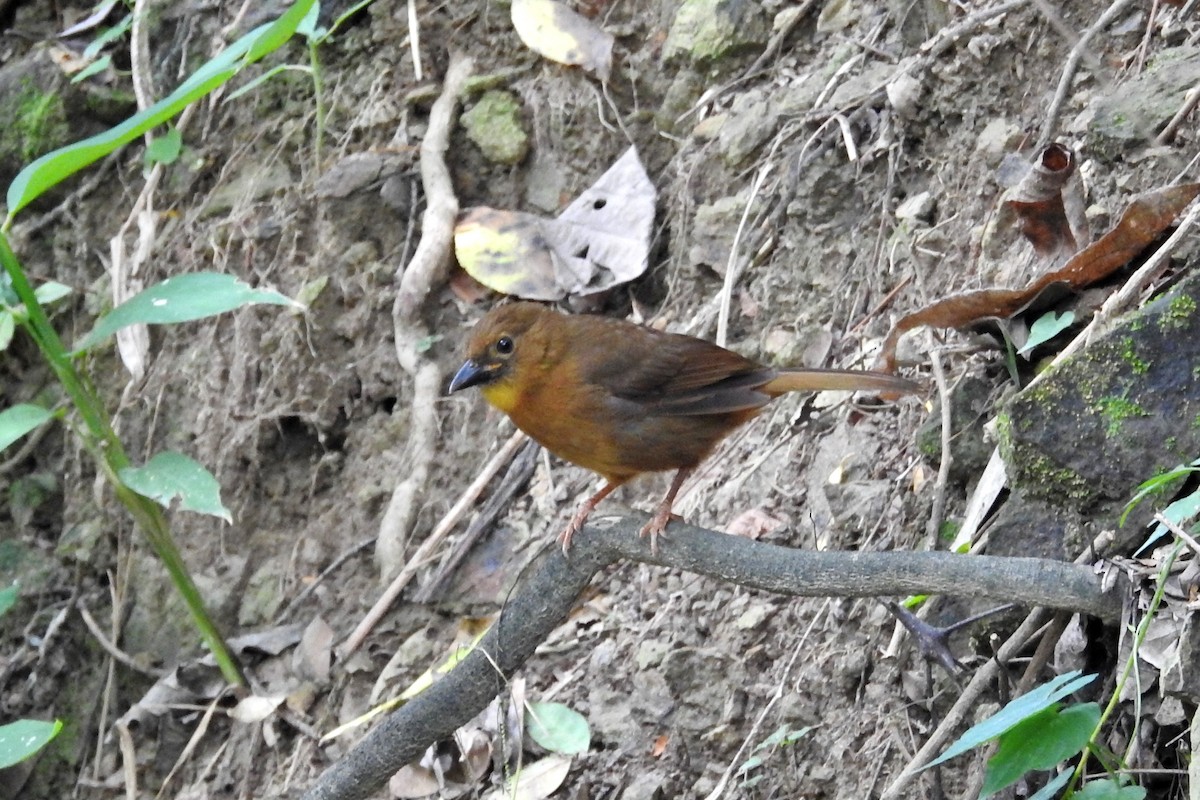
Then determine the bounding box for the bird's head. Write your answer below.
[448,302,548,411]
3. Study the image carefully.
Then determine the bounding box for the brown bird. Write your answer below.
[449,302,920,554]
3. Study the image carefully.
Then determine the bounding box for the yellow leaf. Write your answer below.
[511,0,613,80]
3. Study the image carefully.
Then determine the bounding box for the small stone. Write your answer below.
[718,89,777,165]
[895,191,936,225]
[734,603,772,630]
[461,90,529,165]
[663,0,767,62]
[974,118,1021,161]
[886,72,923,119]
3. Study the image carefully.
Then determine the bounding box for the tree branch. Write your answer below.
[301,515,1125,800]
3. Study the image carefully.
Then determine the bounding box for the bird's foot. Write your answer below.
[638,505,678,556]
[558,505,593,556]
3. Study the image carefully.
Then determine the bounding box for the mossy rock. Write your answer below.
[1000,272,1200,538]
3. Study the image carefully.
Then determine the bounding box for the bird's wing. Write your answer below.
[585,328,775,417]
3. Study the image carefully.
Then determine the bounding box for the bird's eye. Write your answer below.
[495,335,514,355]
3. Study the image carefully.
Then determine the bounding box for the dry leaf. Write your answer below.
[651,734,670,758]
[483,754,573,800]
[229,694,285,724]
[1001,143,1082,257]
[294,615,334,682]
[511,0,613,80]
[389,764,442,799]
[725,509,785,539]
[455,147,656,300]
[878,181,1200,370]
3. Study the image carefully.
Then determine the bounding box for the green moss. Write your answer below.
[1159,293,1197,331]
[0,81,69,163]
[1096,395,1148,437]
[1022,452,1096,502]
[460,90,529,165]
[1120,337,1151,374]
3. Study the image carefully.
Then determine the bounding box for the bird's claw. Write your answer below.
[638,509,676,556]
[558,508,591,556]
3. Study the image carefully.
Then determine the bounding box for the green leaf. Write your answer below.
[1135,486,1200,555]
[119,451,232,522]
[1122,462,1199,526]
[924,671,1096,769]
[0,584,17,618]
[33,281,72,305]
[6,0,316,217]
[0,312,13,350]
[0,719,62,769]
[296,1,323,39]
[981,702,1100,797]
[527,701,591,755]
[1026,767,1072,800]
[70,54,113,85]
[83,14,132,60]
[324,0,376,41]
[144,127,182,167]
[74,272,300,352]
[736,754,764,776]
[1075,779,1147,799]
[223,64,313,102]
[82,14,132,59]
[1019,311,1075,356]
[0,403,54,452]
[756,724,812,750]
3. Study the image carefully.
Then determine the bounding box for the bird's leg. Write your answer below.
[559,481,620,555]
[640,468,692,555]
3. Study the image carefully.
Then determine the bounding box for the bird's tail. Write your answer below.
[763,368,921,397]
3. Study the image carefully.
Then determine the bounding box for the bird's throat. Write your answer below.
[481,380,520,414]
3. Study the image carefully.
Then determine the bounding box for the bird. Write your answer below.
[449,302,920,554]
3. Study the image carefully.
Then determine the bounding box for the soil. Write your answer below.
[1,1,1197,799]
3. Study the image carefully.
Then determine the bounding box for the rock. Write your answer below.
[817,0,859,34]
[1089,45,1200,151]
[999,274,1200,543]
[663,0,768,63]
[619,770,669,800]
[656,71,704,135]
[460,90,529,165]
[915,374,997,484]
[895,191,936,225]
[688,193,754,273]
[0,45,136,199]
[974,118,1022,162]
[1162,612,1200,705]
[983,491,1086,562]
[718,88,777,165]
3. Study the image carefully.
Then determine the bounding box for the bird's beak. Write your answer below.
[449,358,490,393]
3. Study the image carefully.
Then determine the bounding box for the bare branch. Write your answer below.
[301,515,1124,800]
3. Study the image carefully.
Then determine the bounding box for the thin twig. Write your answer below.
[413,438,538,603]
[376,53,473,579]
[275,536,377,624]
[1155,82,1200,145]
[77,602,165,678]
[1037,0,1137,151]
[880,608,1053,799]
[922,334,953,552]
[716,164,772,347]
[703,601,830,800]
[342,423,521,658]
[407,0,423,82]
